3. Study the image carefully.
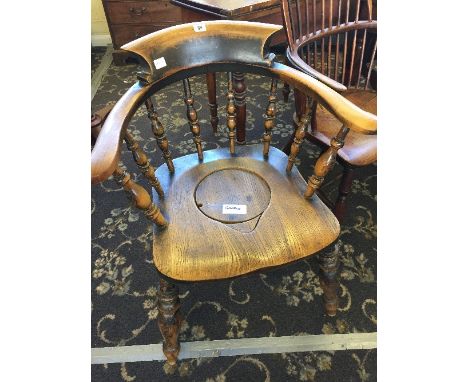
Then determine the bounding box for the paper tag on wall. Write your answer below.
[153,57,167,70]
[193,22,207,32]
[222,204,247,215]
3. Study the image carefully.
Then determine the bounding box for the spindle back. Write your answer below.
[91,21,376,228]
[281,0,377,91]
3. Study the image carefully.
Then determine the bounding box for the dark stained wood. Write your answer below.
[206,73,219,132]
[233,72,247,144]
[262,79,278,157]
[333,166,354,222]
[282,82,291,102]
[157,279,182,365]
[318,245,339,316]
[145,98,175,173]
[170,0,286,45]
[226,72,237,154]
[152,145,340,281]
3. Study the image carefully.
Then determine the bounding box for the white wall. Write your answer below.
[91,0,111,46]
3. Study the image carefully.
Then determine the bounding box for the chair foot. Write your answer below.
[333,167,355,223]
[318,249,340,316]
[157,278,182,365]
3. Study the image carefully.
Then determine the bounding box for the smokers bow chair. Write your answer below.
[91,21,377,365]
[280,0,377,222]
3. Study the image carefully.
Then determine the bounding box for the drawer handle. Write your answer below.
[129,7,147,16]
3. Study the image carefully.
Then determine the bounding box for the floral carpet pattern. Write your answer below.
[91,49,377,381]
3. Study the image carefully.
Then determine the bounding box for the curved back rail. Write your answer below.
[91,21,376,226]
[281,0,377,91]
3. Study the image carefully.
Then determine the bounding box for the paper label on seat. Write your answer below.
[153,57,167,70]
[222,204,247,215]
[193,22,207,32]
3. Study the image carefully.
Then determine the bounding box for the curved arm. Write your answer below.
[286,49,348,92]
[270,62,377,135]
[91,82,149,184]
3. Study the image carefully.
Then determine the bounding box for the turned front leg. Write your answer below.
[157,279,182,365]
[318,249,340,316]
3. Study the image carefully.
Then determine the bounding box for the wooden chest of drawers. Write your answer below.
[102,0,184,65]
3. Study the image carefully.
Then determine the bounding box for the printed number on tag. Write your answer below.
[222,204,247,215]
[193,22,207,32]
[153,57,167,70]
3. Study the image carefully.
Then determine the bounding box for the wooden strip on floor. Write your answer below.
[92,332,376,364]
[91,46,113,101]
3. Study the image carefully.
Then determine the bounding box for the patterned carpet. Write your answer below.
[91,48,377,381]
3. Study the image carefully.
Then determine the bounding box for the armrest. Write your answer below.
[286,49,348,93]
[91,82,149,184]
[270,62,377,135]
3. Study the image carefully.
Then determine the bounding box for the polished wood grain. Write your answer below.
[195,168,271,224]
[262,79,278,157]
[152,145,340,281]
[145,98,175,173]
[310,89,376,166]
[91,21,376,185]
[113,166,167,227]
[183,78,204,161]
[123,129,164,198]
[91,21,378,364]
[226,72,237,154]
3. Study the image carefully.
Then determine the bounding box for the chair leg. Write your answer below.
[333,166,355,223]
[282,82,290,102]
[206,73,218,133]
[318,249,339,316]
[157,278,182,365]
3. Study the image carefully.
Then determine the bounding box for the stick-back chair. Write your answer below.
[91,20,377,365]
[280,0,377,222]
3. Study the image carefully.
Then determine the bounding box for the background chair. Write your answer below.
[280,0,377,222]
[91,20,377,365]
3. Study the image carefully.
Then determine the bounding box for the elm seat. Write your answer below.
[152,144,340,282]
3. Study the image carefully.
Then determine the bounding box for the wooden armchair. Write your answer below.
[91,20,376,365]
[280,0,377,222]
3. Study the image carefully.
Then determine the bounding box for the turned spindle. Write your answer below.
[233,72,246,144]
[304,125,350,198]
[286,101,314,172]
[124,130,164,198]
[145,98,175,173]
[262,79,278,157]
[206,73,219,133]
[226,72,237,154]
[183,78,204,161]
[113,166,167,227]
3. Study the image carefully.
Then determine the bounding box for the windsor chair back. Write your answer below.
[280,0,377,221]
[91,20,377,365]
